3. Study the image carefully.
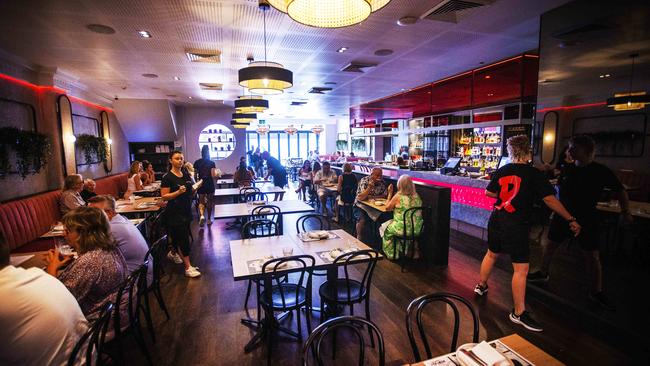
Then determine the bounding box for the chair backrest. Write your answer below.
[244,191,268,203]
[146,209,167,244]
[401,206,427,240]
[333,249,380,303]
[261,254,315,309]
[295,213,331,233]
[240,186,260,196]
[67,303,114,366]
[114,264,149,340]
[302,315,385,366]
[405,292,479,361]
[241,219,279,239]
[251,204,281,223]
[145,235,168,286]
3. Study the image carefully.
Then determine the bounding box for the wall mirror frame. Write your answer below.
[541,111,558,164]
[57,95,76,175]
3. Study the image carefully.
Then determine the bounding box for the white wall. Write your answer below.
[113,99,178,142]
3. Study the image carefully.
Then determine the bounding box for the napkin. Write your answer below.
[471,341,508,366]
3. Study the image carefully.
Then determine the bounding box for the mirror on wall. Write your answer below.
[57,95,76,175]
[541,112,558,164]
[100,111,112,173]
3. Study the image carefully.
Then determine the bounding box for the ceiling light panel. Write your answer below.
[185,48,221,63]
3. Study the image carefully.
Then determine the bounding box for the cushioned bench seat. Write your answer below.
[0,172,128,253]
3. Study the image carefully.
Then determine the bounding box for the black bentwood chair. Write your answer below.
[337,185,358,228]
[405,292,480,362]
[143,235,171,330]
[241,219,280,321]
[113,264,153,366]
[67,303,114,366]
[318,249,380,357]
[392,206,428,272]
[296,213,331,280]
[302,316,385,366]
[260,255,315,365]
[251,204,281,227]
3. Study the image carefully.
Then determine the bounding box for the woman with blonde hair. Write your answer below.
[124,161,143,198]
[45,206,127,320]
[379,174,423,259]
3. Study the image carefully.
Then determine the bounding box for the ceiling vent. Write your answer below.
[340,62,377,73]
[308,87,333,94]
[199,83,223,91]
[185,49,221,63]
[420,0,494,23]
[290,101,308,106]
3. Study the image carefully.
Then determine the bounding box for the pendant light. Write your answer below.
[607,53,650,111]
[284,124,297,135]
[256,123,270,135]
[230,120,250,129]
[311,125,324,134]
[235,95,269,113]
[238,1,293,95]
[267,0,391,28]
[232,113,257,123]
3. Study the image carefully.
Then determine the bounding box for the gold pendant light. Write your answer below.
[267,0,391,28]
[235,95,269,113]
[232,113,257,123]
[607,53,650,111]
[230,120,251,129]
[238,1,293,95]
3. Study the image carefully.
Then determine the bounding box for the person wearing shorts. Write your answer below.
[528,135,632,311]
[475,135,580,332]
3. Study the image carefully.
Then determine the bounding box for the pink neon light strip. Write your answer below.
[411,177,495,211]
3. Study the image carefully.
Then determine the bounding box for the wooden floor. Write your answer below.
[126,189,640,365]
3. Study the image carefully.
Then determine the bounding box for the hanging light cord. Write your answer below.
[263,5,267,65]
[628,53,637,94]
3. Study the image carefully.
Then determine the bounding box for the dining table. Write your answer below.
[213,199,314,234]
[213,185,285,202]
[115,197,161,217]
[229,229,381,353]
[407,333,564,366]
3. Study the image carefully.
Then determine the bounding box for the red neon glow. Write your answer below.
[537,102,606,113]
[411,177,495,210]
[0,73,113,111]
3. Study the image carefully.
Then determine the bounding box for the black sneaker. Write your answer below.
[527,271,550,283]
[509,310,543,332]
[474,283,488,296]
[589,291,616,311]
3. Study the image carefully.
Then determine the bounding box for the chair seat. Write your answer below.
[260,283,307,309]
[319,279,366,303]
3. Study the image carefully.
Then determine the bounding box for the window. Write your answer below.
[269,132,279,158]
[289,133,298,158]
[245,130,319,161]
[279,132,289,162]
[198,123,235,161]
[308,133,318,154]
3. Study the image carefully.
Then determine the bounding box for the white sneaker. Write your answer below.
[167,251,183,264]
[185,266,201,278]
[199,216,206,226]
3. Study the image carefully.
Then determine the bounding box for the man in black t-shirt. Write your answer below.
[528,135,631,311]
[475,135,580,333]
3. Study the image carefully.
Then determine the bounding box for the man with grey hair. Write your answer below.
[88,195,152,284]
[475,135,581,333]
[80,178,97,203]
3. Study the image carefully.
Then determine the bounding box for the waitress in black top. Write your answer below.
[194,145,219,226]
[161,150,202,278]
[474,135,580,332]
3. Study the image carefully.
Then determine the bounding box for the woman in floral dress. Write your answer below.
[380,175,423,259]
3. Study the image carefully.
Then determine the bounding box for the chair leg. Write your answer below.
[296,306,303,340]
[349,304,354,316]
[244,280,252,312]
[256,281,262,322]
[153,283,170,320]
[133,324,154,366]
[142,291,156,342]
[365,298,375,348]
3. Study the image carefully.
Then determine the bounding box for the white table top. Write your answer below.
[229,229,379,280]
[213,185,285,197]
[596,200,650,219]
[213,199,314,219]
[115,197,161,214]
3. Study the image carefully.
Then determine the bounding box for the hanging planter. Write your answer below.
[336,139,348,150]
[75,134,108,164]
[0,127,52,179]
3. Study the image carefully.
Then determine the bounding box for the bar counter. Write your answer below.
[334,162,495,239]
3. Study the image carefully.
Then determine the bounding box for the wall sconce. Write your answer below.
[106,138,113,145]
[541,112,558,164]
[66,134,77,143]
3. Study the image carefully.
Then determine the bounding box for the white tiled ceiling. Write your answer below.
[0,0,572,119]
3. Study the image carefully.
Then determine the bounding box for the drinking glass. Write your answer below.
[282,247,293,257]
[55,237,73,256]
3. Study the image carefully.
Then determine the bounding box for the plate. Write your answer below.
[252,200,266,205]
[456,343,513,366]
[374,199,386,206]
[308,230,329,239]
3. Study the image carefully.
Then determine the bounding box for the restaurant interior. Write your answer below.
[1,0,649,365]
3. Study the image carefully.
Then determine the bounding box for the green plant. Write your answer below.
[0,127,52,178]
[351,138,366,152]
[336,139,348,150]
[76,134,108,164]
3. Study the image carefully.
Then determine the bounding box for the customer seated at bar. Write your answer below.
[88,195,152,285]
[59,174,86,215]
[141,160,156,185]
[314,161,338,215]
[333,162,358,222]
[380,175,423,259]
[80,178,97,203]
[45,206,128,320]
[356,167,393,243]
[0,234,88,366]
[528,135,631,310]
[124,160,144,198]
[234,161,254,187]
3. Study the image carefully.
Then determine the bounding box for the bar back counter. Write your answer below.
[332,165,452,266]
